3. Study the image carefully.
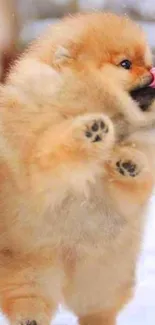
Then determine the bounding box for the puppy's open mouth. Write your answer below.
[130,86,155,111]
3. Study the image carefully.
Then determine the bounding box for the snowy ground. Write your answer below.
[0,195,154,325]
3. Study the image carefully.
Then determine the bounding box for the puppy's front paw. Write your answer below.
[72,113,114,158]
[84,118,109,142]
[106,146,149,181]
[116,160,140,177]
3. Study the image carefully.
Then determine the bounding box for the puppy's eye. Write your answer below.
[120,60,132,70]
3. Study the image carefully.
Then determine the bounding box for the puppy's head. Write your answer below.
[18,13,155,129]
[34,13,152,89]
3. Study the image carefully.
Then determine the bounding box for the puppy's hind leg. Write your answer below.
[105,146,153,207]
[3,297,53,325]
[79,310,116,325]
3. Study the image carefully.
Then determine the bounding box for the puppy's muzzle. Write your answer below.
[130,69,155,111]
[130,86,155,111]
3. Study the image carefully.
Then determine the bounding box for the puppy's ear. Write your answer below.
[54,46,74,66]
[53,35,81,67]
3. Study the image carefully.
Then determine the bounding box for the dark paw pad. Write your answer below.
[116,160,139,177]
[85,119,109,142]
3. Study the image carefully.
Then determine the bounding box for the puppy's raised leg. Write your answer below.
[31,113,114,196]
[105,146,153,208]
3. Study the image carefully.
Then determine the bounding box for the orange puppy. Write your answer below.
[0,13,155,325]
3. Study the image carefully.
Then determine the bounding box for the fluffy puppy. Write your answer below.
[0,13,155,325]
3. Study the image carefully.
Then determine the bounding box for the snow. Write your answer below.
[0,196,154,325]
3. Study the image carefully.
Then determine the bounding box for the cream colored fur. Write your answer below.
[0,13,155,325]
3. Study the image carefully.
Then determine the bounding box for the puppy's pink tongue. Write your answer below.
[150,67,155,88]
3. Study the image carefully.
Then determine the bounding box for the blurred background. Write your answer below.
[0,0,155,81]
